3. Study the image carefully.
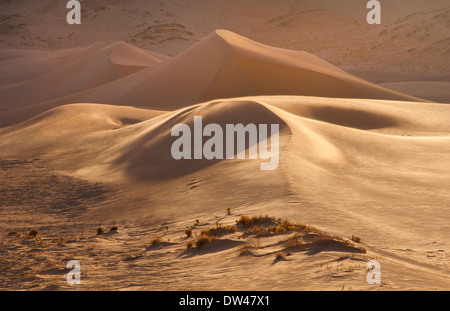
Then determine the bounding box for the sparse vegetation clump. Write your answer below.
[313,234,341,243]
[194,234,216,249]
[351,235,362,243]
[267,225,286,234]
[237,215,310,237]
[275,252,285,260]
[185,227,193,238]
[7,231,20,237]
[96,228,104,235]
[237,215,308,233]
[236,215,266,227]
[186,240,194,249]
[278,220,308,232]
[237,245,252,256]
[27,229,39,238]
[150,237,162,246]
[200,225,236,237]
[284,233,303,248]
[109,226,118,232]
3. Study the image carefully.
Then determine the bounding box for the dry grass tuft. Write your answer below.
[27,229,39,238]
[200,225,236,237]
[284,233,303,248]
[7,231,20,237]
[186,240,194,249]
[267,225,286,234]
[237,244,254,256]
[237,215,309,236]
[351,235,362,243]
[195,235,216,249]
[150,237,162,247]
[236,215,265,227]
[185,227,193,238]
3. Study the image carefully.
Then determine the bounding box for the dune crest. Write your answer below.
[0,30,426,127]
[1,25,449,290]
[77,29,423,108]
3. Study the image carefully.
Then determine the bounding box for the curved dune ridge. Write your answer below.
[0,41,168,111]
[63,30,428,106]
[0,30,425,126]
[1,96,449,181]
[1,29,450,290]
[1,96,449,256]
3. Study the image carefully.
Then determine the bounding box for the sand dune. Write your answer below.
[1,28,449,290]
[0,30,424,127]
[1,94,450,290]
[1,0,448,79]
[0,41,167,111]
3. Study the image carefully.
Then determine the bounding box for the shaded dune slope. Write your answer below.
[1,96,448,183]
[0,30,424,127]
[0,41,168,111]
[1,94,450,254]
[63,30,424,108]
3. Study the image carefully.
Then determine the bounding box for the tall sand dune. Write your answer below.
[47,30,427,107]
[0,30,424,127]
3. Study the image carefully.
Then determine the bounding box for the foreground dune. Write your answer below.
[1,95,450,290]
[1,30,449,290]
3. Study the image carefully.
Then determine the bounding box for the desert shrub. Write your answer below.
[109,226,118,232]
[185,228,193,238]
[186,240,194,249]
[195,235,215,249]
[150,237,162,246]
[267,225,286,234]
[96,228,104,235]
[237,244,253,256]
[236,215,263,227]
[284,233,303,248]
[351,235,362,243]
[28,229,39,238]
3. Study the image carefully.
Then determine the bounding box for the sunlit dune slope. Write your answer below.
[0,30,425,127]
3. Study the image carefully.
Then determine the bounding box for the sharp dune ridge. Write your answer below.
[0,29,426,126]
[0,41,168,111]
[1,28,449,290]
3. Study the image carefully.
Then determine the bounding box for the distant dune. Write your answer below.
[0,41,168,111]
[0,30,425,126]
